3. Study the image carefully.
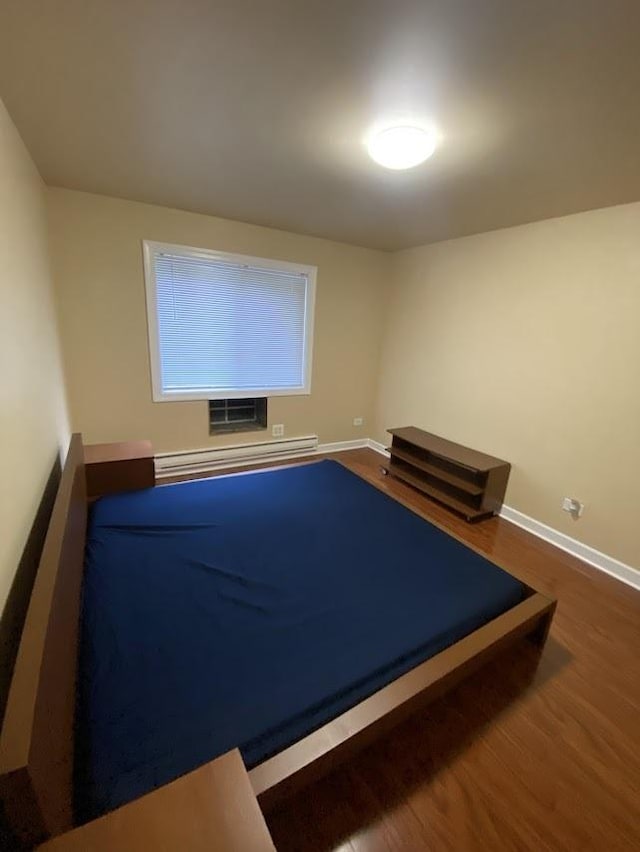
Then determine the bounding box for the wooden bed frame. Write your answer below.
[0,434,556,847]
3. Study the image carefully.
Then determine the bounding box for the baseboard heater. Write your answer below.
[155,435,319,478]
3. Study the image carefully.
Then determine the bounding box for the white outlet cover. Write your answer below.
[272,424,284,437]
[353,417,364,426]
[562,497,584,516]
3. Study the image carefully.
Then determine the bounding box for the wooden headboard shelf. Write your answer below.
[0,435,87,846]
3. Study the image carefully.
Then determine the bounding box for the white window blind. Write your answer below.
[143,242,316,401]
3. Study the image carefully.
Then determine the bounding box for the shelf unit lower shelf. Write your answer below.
[382,427,511,523]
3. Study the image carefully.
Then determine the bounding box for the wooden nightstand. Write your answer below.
[84,440,155,499]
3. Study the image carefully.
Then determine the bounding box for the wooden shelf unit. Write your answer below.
[383,427,511,522]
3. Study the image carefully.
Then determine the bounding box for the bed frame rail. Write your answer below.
[250,592,556,810]
[0,434,87,847]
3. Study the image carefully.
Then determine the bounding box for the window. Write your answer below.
[209,398,267,434]
[143,241,316,401]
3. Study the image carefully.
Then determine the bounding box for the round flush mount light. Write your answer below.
[366,124,438,170]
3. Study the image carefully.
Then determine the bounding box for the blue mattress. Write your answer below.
[75,460,524,821]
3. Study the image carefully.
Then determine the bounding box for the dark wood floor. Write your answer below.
[175,448,640,851]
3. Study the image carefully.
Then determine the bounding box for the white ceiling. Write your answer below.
[1,1,639,250]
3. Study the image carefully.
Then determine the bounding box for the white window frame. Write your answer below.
[143,240,317,402]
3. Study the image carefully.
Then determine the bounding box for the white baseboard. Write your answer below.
[155,436,370,479]
[499,505,639,591]
[366,438,389,456]
[155,435,319,477]
[318,439,369,453]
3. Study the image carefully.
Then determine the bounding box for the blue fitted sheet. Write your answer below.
[75,460,524,821]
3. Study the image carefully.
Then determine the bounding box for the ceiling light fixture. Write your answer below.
[366,124,438,170]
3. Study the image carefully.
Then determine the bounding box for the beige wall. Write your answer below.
[48,189,389,453]
[0,99,69,612]
[45,186,640,570]
[375,203,640,569]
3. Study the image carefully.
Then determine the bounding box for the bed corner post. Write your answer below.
[528,597,557,650]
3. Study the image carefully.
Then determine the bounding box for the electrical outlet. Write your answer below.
[353,417,364,427]
[272,424,284,438]
[562,497,584,517]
